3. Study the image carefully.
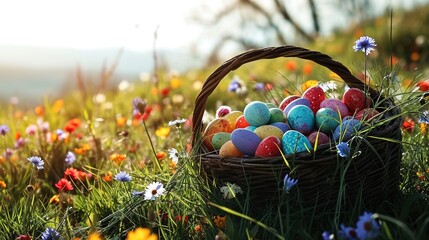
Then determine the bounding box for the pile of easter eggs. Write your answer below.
[202,86,381,158]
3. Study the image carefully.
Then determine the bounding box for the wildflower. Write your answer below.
[0,180,6,189]
[55,178,74,192]
[402,117,415,133]
[338,224,358,240]
[16,235,32,240]
[132,97,147,115]
[168,148,179,164]
[156,151,166,160]
[102,171,113,182]
[49,194,60,204]
[416,79,429,91]
[88,232,103,240]
[155,127,170,138]
[64,167,79,180]
[319,81,338,92]
[417,171,425,181]
[110,153,126,165]
[0,125,9,136]
[126,227,158,240]
[26,125,38,136]
[336,142,350,158]
[64,118,81,133]
[356,212,380,239]
[213,215,226,230]
[65,151,76,165]
[220,183,243,199]
[353,36,377,55]
[116,116,127,127]
[215,106,231,118]
[114,171,132,182]
[41,228,61,240]
[283,174,298,192]
[285,61,297,71]
[27,156,44,170]
[168,118,187,127]
[418,111,429,124]
[254,82,265,91]
[228,76,247,95]
[14,137,26,149]
[301,80,318,91]
[161,87,170,97]
[144,182,166,200]
[303,63,313,75]
[321,231,334,240]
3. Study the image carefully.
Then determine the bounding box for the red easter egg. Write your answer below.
[342,88,371,114]
[302,86,326,114]
[235,115,250,128]
[355,108,380,121]
[255,136,282,157]
[307,131,330,147]
[279,95,300,111]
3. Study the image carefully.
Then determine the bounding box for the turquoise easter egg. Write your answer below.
[243,101,271,126]
[282,130,313,155]
[315,108,340,134]
[283,98,311,117]
[287,105,315,135]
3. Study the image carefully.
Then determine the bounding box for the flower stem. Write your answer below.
[142,119,162,172]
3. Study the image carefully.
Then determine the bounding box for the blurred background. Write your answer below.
[1,0,428,106]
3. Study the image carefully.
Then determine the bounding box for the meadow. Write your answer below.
[1,10,429,240]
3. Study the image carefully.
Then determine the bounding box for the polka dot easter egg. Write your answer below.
[302,86,326,114]
[244,101,271,126]
[282,130,313,155]
[223,111,243,129]
[255,136,282,157]
[211,132,231,150]
[268,108,286,123]
[203,118,232,151]
[219,140,244,157]
[287,105,315,135]
[307,131,330,147]
[254,125,284,140]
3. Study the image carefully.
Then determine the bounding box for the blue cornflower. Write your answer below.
[338,224,358,240]
[353,36,377,55]
[27,156,44,170]
[336,142,350,158]
[321,231,334,240]
[131,190,144,197]
[356,212,380,240]
[41,227,61,240]
[283,174,298,192]
[228,78,242,92]
[114,171,132,182]
[65,151,76,166]
[0,125,9,136]
[254,82,265,91]
[418,110,429,124]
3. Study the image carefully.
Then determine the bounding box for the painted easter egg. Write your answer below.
[223,111,243,129]
[270,122,290,133]
[283,98,311,117]
[320,98,350,119]
[282,130,314,155]
[279,95,300,111]
[255,136,282,157]
[315,108,340,134]
[254,125,284,140]
[230,129,261,155]
[333,119,361,141]
[219,140,244,157]
[202,118,232,151]
[355,108,380,121]
[243,101,271,126]
[307,131,330,147]
[302,86,326,114]
[265,102,278,109]
[342,88,371,114]
[235,115,250,129]
[211,132,231,150]
[287,105,315,135]
[268,108,286,123]
[245,125,257,131]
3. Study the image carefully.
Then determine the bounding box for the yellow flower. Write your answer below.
[116,116,127,127]
[0,180,6,189]
[170,77,182,89]
[301,80,318,91]
[110,153,127,165]
[328,72,342,81]
[52,99,64,113]
[126,227,158,240]
[88,232,103,240]
[49,194,60,204]
[421,123,427,135]
[155,127,170,139]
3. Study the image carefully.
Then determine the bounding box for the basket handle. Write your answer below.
[191,45,378,147]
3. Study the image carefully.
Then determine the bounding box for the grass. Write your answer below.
[1,7,429,240]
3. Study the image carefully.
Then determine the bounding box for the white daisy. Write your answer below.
[168,148,179,164]
[144,182,166,200]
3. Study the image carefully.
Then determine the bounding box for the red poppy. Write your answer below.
[402,118,415,133]
[64,167,79,180]
[416,79,429,91]
[55,178,74,192]
[161,87,170,97]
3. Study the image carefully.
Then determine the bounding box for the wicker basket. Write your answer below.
[191,46,402,210]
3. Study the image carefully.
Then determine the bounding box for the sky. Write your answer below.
[0,0,211,51]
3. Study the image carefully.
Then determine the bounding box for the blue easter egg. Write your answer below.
[282,130,314,155]
[270,122,290,133]
[287,105,315,135]
[243,101,271,126]
[231,128,261,155]
[333,119,361,141]
[283,98,311,117]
